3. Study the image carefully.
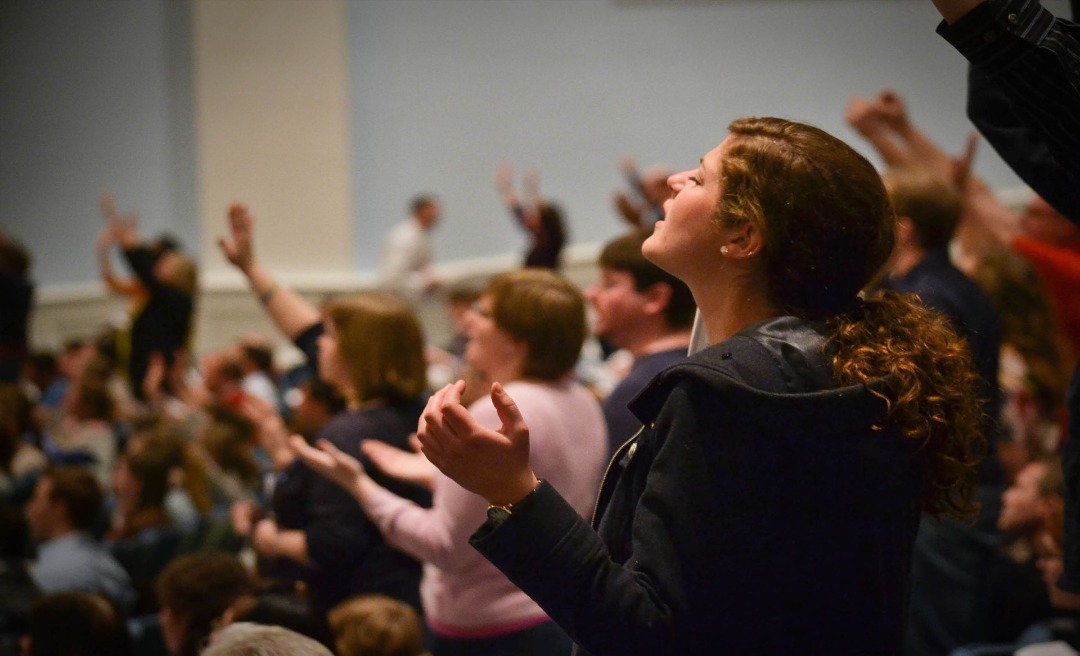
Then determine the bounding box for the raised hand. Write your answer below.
[495,161,515,193]
[361,436,437,491]
[289,436,372,500]
[416,380,538,506]
[218,203,256,273]
[876,90,910,133]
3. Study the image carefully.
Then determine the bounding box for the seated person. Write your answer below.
[156,552,254,656]
[25,468,134,613]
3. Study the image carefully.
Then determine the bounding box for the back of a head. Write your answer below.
[156,552,254,656]
[326,293,427,406]
[599,230,696,330]
[329,595,426,656]
[721,118,981,519]
[27,592,129,656]
[721,117,895,319]
[884,168,961,252]
[487,268,586,382]
[44,467,103,532]
[202,623,332,656]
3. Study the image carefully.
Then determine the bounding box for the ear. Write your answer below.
[721,221,765,259]
[641,282,673,318]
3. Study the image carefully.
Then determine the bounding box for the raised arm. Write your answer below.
[218,203,321,341]
[495,163,541,236]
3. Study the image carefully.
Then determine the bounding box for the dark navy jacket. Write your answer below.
[472,317,924,655]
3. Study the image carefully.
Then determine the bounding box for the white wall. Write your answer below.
[4,0,1072,354]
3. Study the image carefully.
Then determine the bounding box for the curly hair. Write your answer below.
[828,294,984,518]
[722,117,983,518]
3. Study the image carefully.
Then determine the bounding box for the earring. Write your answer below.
[720,246,730,255]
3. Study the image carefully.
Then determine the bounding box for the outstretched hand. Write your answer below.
[361,436,437,491]
[416,380,538,506]
[218,203,256,273]
[289,436,371,500]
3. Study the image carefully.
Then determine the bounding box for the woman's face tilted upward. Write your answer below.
[642,137,728,282]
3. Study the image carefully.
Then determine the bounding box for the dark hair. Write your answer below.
[409,195,438,215]
[721,117,982,518]
[0,383,35,472]
[599,230,696,329]
[885,169,961,251]
[0,500,29,559]
[487,269,586,382]
[537,202,567,261]
[156,553,254,656]
[232,592,333,648]
[27,592,129,656]
[240,344,274,376]
[42,468,103,531]
[306,379,347,415]
[0,237,31,277]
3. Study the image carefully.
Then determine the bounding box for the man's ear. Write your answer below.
[641,282,674,317]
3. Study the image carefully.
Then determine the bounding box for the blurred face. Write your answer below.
[316,320,349,392]
[159,605,188,655]
[643,139,727,281]
[25,477,57,542]
[998,461,1049,533]
[585,268,649,348]
[416,201,441,230]
[464,295,526,382]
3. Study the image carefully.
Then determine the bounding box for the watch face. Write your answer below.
[487,505,512,526]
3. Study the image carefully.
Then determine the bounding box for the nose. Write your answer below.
[668,170,691,194]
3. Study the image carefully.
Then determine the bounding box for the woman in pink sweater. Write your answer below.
[293,269,607,656]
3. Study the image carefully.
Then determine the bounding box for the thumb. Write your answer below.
[490,383,527,441]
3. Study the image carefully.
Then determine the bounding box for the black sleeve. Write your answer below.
[292,323,323,377]
[471,384,712,655]
[940,0,1080,224]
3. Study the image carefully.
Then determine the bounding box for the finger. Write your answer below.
[421,383,454,434]
[408,433,423,453]
[441,379,466,407]
[490,382,528,437]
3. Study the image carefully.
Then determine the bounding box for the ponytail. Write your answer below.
[827,292,984,519]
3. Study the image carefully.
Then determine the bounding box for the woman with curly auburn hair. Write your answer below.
[413,117,983,655]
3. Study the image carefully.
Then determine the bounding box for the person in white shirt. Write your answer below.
[377,195,442,301]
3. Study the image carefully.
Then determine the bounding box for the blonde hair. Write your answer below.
[328,595,427,656]
[325,294,427,405]
[486,269,586,382]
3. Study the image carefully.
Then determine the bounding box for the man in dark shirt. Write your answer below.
[585,231,695,457]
